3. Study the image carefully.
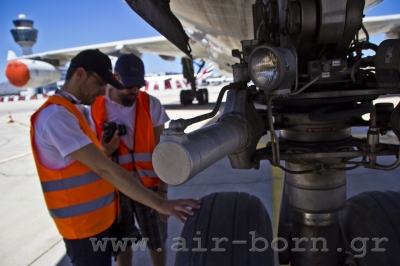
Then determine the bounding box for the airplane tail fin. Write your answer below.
[7,51,17,61]
[196,63,215,79]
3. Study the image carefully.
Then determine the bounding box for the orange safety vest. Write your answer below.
[92,91,159,188]
[30,95,117,239]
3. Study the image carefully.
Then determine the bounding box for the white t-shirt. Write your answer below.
[101,88,169,150]
[33,94,94,169]
[33,91,169,169]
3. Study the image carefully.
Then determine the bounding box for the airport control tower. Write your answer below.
[10,14,38,55]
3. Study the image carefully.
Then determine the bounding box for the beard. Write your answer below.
[119,92,138,107]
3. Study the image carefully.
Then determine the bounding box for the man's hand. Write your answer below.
[156,198,201,223]
[69,143,200,224]
[100,130,120,156]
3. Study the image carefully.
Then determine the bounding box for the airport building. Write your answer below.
[10,14,38,55]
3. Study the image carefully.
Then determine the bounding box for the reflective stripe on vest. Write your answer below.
[30,95,117,239]
[118,153,152,165]
[137,169,157,178]
[92,92,159,188]
[41,171,101,192]
[49,192,115,219]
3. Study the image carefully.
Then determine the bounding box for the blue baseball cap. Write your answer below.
[114,54,146,87]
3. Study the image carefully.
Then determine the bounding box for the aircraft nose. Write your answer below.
[5,61,30,87]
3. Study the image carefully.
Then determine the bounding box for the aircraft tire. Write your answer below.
[180,90,193,105]
[174,192,274,266]
[339,190,400,265]
[196,88,209,105]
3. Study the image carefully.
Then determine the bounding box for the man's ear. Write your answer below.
[74,67,86,81]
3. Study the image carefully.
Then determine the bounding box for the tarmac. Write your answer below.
[0,84,400,266]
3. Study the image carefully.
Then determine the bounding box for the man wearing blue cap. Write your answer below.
[92,53,170,266]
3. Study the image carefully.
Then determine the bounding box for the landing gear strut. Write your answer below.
[181,58,208,105]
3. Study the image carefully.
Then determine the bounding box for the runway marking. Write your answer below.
[257,135,283,237]
[256,135,270,149]
[270,165,283,238]
[0,152,32,164]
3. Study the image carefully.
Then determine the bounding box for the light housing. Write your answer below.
[248,45,296,91]
[375,39,400,87]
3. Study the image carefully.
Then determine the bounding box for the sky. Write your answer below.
[0,0,400,83]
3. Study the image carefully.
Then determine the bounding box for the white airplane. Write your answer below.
[128,0,400,265]
[5,33,214,104]
[204,74,234,86]
[5,14,213,104]
[144,62,215,91]
[4,1,400,104]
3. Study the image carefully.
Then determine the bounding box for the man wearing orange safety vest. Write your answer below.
[92,54,170,266]
[30,49,200,266]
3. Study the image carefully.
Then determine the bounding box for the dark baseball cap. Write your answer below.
[70,49,124,90]
[114,54,146,87]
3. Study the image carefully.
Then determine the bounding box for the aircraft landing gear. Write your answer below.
[196,88,209,105]
[180,88,209,105]
[181,58,209,106]
[180,90,193,105]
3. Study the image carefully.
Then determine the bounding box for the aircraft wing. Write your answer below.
[362,14,400,39]
[123,0,399,77]
[8,35,209,67]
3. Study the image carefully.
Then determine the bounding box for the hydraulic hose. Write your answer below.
[168,82,241,131]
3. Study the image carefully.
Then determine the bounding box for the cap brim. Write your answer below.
[119,75,146,88]
[102,72,125,90]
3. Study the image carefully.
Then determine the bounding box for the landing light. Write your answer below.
[248,45,296,91]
